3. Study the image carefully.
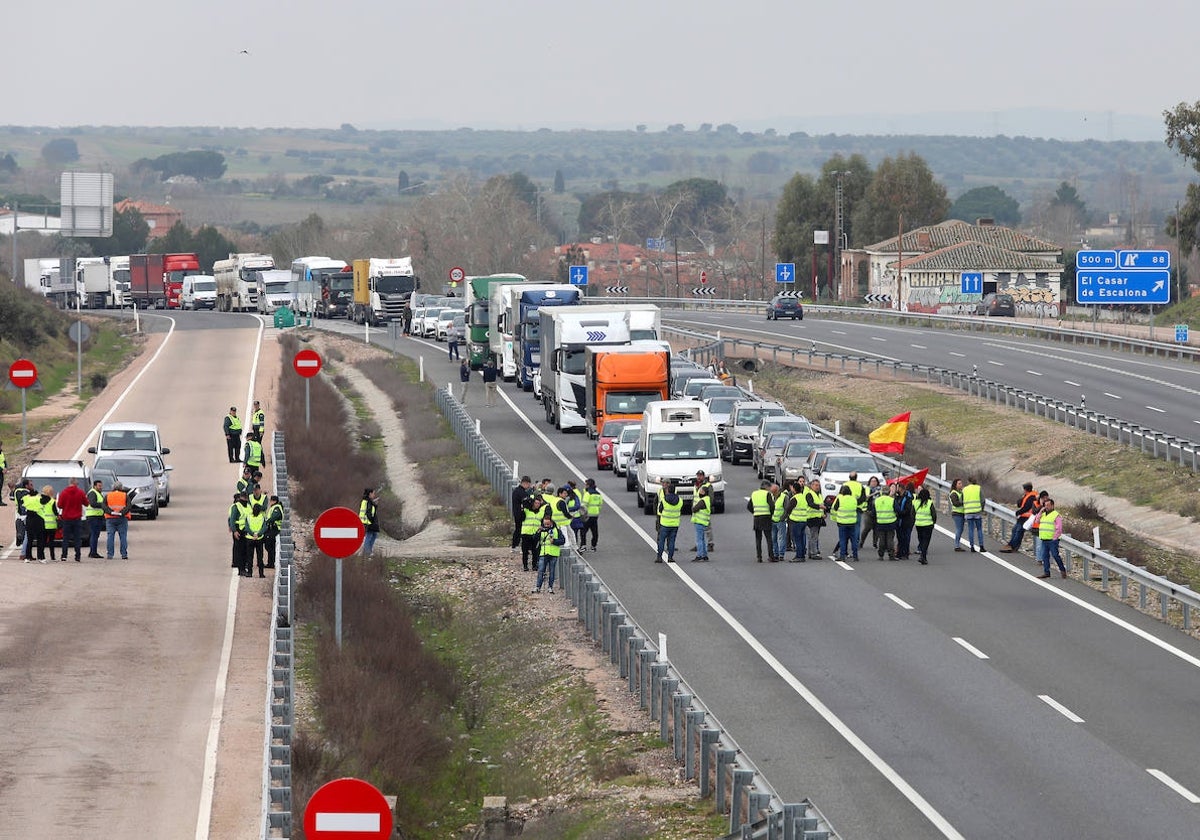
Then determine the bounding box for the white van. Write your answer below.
[87,422,170,461]
[634,400,725,515]
[181,275,218,310]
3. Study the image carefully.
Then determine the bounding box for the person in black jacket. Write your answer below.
[510,476,532,554]
[894,481,916,560]
[482,358,498,406]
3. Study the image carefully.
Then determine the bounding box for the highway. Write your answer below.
[666,310,1200,443]
[322,314,1200,839]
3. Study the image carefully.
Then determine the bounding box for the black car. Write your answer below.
[766,294,804,320]
[976,292,1015,317]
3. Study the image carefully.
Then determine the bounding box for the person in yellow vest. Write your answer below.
[655,481,682,563]
[26,484,58,563]
[244,503,268,577]
[842,472,868,549]
[804,478,828,560]
[0,441,6,505]
[783,479,810,562]
[359,488,380,557]
[251,400,266,439]
[692,470,715,554]
[1032,498,1067,579]
[228,491,251,571]
[13,478,35,560]
[264,494,284,571]
[243,432,265,471]
[830,484,860,562]
[962,476,985,552]
[551,486,575,550]
[769,482,788,562]
[533,514,566,594]
[690,484,711,562]
[519,495,547,572]
[580,478,603,552]
[85,478,107,558]
[746,480,774,563]
[872,483,899,560]
[102,481,133,560]
[913,487,937,564]
[223,406,243,463]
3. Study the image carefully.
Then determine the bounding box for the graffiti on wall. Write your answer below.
[902,272,1060,317]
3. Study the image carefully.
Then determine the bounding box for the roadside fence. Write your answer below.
[432,385,838,840]
[263,429,295,838]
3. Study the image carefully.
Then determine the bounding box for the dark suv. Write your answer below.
[976,292,1015,317]
[766,294,804,320]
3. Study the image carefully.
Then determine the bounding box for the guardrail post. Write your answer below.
[700,729,720,797]
[649,662,668,720]
[716,748,737,813]
[660,677,678,742]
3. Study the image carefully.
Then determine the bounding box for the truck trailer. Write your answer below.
[490,283,579,382]
[464,273,530,369]
[539,308,632,432]
[512,286,580,390]
[584,345,671,438]
[214,253,274,312]
[75,256,110,308]
[351,257,419,325]
[130,253,200,309]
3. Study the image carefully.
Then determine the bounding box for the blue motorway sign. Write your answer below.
[646,237,667,251]
[775,262,796,284]
[1076,250,1117,269]
[960,272,983,295]
[1076,269,1170,304]
[1117,249,1170,269]
[568,265,589,286]
[1176,324,1189,343]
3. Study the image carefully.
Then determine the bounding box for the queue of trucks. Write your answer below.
[22,255,137,310]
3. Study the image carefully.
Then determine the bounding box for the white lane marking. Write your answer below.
[870,336,887,342]
[1103,392,1122,400]
[1146,405,1165,413]
[831,329,847,335]
[952,637,989,659]
[319,527,360,539]
[496,380,966,840]
[315,812,382,831]
[1146,769,1200,804]
[949,351,965,357]
[986,360,1004,366]
[910,344,927,349]
[834,559,854,570]
[1025,370,1043,376]
[198,315,266,840]
[885,593,914,610]
[1064,380,1081,387]
[1038,694,1084,723]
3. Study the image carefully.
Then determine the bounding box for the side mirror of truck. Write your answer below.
[635,452,645,464]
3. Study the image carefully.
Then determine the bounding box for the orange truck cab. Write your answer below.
[585,346,670,439]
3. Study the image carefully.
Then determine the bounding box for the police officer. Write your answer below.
[243,431,265,472]
[236,466,254,495]
[580,478,603,551]
[747,480,774,563]
[251,400,266,439]
[264,494,284,570]
[228,491,250,571]
[245,503,268,577]
[224,407,243,463]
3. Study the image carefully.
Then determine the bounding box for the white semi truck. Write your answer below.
[213,253,274,312]
[75,257,111,308]
[490,282,577,381]
[108,256,130,308]
[538,308,632,432]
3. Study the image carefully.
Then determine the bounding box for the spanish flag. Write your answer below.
[869,412,911,454]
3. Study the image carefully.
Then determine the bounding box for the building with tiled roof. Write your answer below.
[114,198,183,234]
[840,219,1064,315]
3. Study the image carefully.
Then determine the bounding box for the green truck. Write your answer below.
[464,273,529,369]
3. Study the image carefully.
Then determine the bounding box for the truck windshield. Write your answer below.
[375,276,416,294]
[631,329,657,341]
[166,270,199,284]
[562,349,586,375]
[605,393,660,415]
[329,274,353,291]
[647,432,719,460]
[522,322,540,343]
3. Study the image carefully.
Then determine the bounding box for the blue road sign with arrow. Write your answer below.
[775,263,795,284]
[569,265,589,286]
[960,272,983,294]
[1076,269,1170,304]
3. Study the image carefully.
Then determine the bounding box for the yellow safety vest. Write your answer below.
[551,497,572,529]
[583,490,603,516]
[1038,510,1060,540]
[749,489,771,517]
[252,409,265,430]
[359,498,373,525]
[226,413,242,432]
[658,497,682,528]
[86,488,105,518]
[873,495,897,525]
[963,484,983,514]
[914,499,934,526]
[832,495,858,525]
[521,504,543,536]
[691,496,711,527]
[245,512,266,540]
[36,496,59,528]
[950,490,965,515]
[538,525,563,558]
[245,439,264,466]
[843,479,867,511]
[771,491,788,523]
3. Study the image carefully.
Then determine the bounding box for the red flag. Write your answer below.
[887,468,929,489]
[869,412,911,454]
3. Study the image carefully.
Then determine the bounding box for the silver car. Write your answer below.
[122,449,173,506]
[91,455,162,519]
[613,424,642,476]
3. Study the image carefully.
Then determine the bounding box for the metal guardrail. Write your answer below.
[586,296,1200,362]
[263,431,295,839]
[432,383,837,840]
[665,325,1200,633]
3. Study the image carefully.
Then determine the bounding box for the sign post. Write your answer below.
[313,506,366,649]
[8,359,38,446]
[293,349,323,428]
[304,777,393,839]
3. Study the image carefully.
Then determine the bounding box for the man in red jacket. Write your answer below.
[56,477,88,562]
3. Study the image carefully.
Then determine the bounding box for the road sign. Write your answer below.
[1176,324,1189,343]
[1076,250,1117,269]
[568,265,589,286]
[293,349,323,378]
[775,263,795,284]
[448,266,465,283]
[1117,249,1170,269]
[1076,269,1170,304]
[863,294,892,304]
[304,777,393,839]
[313,507,365,559]
[605,285,629,295]
[691,287,716,296]
[700,271,707,284]
[7,358,37,389]
[646,237,667,251]
[960,272,983,295]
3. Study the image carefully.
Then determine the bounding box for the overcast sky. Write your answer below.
[6,0,1195,139]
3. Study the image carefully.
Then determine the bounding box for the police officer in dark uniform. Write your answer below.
[224,407,243,463]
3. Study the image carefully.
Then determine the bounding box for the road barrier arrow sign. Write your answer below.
[293,349,323,378]
[691,287,716,296]
[304,777,393,839]
[863,294,892,304]
[7,358,37,389]
[605,285,629,295]
[313,507,365,559]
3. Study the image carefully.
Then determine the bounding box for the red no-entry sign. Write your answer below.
[313,507,365,559]
[304,777,393,839]
[8,358,37,389]
[293,349,323,378]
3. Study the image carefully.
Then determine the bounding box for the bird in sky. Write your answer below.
[239,49,250,55]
